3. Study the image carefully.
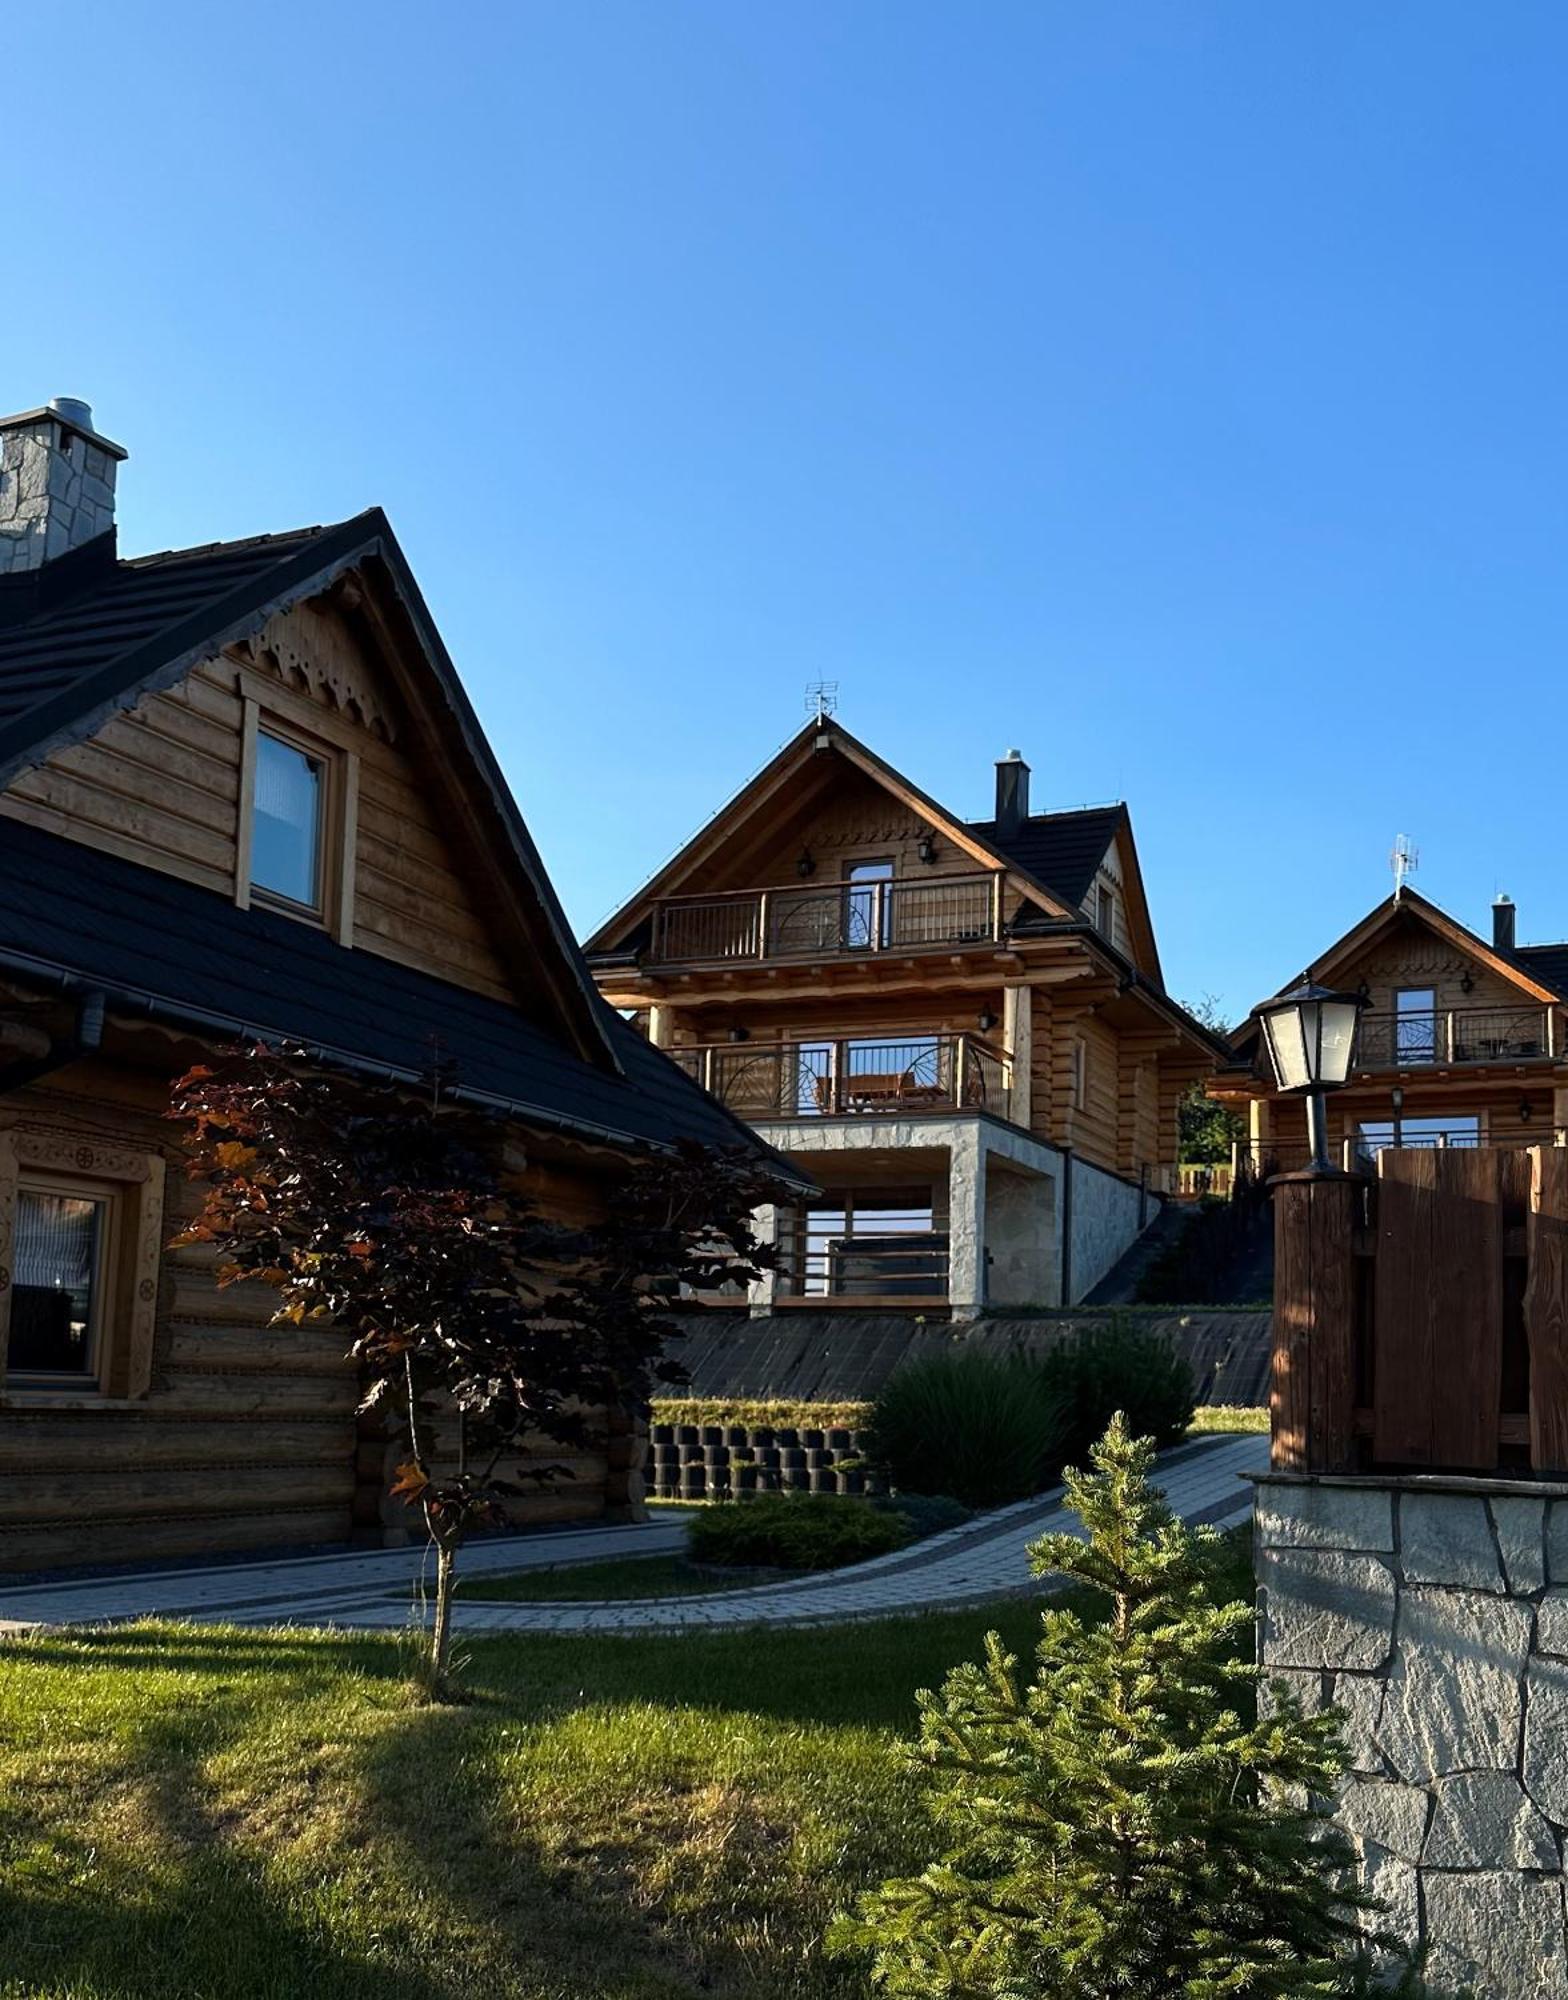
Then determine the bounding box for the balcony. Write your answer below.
[670,1032,1011,1120]
[648,872,1003,967]
[1353,1004,1561,1071]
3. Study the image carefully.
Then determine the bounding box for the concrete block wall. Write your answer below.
[1256,1472,1568,1997]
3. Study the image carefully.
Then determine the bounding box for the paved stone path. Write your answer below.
[0,1432,1265,1637]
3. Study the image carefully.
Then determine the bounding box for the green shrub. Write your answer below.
[863,1350,1067,1509]
[652,1396,870,1432]
[1040,1315,1195,1464]
[688,1492,911,1571]
[872,1491,972,1539]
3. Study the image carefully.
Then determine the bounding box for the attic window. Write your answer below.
[237,692,357,944]
[1096,884,1115,938]
[252,730,324,910]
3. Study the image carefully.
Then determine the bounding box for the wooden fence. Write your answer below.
[1272,1145,1568,1476]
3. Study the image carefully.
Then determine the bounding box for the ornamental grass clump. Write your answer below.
[830,1414,1396,1999]
[863,1350,1067,1509]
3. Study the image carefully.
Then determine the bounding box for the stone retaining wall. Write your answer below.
[1255,1471,1568,1997]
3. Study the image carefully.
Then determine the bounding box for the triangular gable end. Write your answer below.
[583,716,1080,955]
[0,513,619,1074]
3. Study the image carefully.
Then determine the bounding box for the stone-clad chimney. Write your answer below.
[994,748,1030,837]
[1493,893,1516,954]
[0,398,126,575]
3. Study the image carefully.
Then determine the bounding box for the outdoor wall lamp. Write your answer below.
[1520,1097,1534,1123]
[796,848,817,878]
[976,1006,999,1033]
[1255,979,1368,1176]
[916,830,938,864]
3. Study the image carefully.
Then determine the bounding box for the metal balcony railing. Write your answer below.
[670,1033,1010,1120]
[1353,1005,1560,1070]
[776,1232,950,1302]
[648,872,1003,966]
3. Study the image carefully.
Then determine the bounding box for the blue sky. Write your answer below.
[8,3,1567,1021]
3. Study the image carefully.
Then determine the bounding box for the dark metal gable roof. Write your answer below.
[966,805,1126,912]
[0,814,803,1178]
[0,509,622,1076]
[1512,943,1568,1002]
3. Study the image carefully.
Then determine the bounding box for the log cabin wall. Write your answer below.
[0,595,517,1003]
[0,1055,622,1573]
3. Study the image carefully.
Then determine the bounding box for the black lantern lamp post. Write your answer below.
[1255,980,1368,1175]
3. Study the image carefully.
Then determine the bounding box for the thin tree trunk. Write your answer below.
[431,1536,456,1686]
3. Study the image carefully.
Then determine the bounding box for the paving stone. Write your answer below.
[1257,1548,1397,1671]
[1399,1493,1505,1593]
[1491,1496,1547,1594]
[1534,1589,1568,1661]
[1338,1781,1430,1863]
[1423,1771,1561,1870]
[1378,1586,1532,1779]
[1423,1868,1568,2000]
[1255,1482,1394,1553]
[1327,1673,1388,1775]
[1523,1656,1568,1826]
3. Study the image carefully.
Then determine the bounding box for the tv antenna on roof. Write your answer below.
[1390,834,1419,899]
[804,680,840,723]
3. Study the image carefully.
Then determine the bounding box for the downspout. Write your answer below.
[1059,1145,1074,1308]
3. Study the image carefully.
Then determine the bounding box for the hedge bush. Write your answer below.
[863,1351,1067,1509]
[1040,1315,1196,1461]
[687,1492,911,1571]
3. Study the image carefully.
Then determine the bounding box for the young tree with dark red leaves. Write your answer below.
[169,1044,782,1694]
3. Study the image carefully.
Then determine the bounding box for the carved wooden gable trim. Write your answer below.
[227,594,398,744]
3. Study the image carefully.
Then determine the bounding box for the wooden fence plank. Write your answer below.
[1429,1149,1504,1471]
[1307,1179,1358,1472]
[1528,1148,1568,1474]
[1271,1180,1311,1471]
[1374,1150,1438,1466]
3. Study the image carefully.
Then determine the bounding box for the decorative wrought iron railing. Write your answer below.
[649,872,1002,965]
[1352,1005,1560,1069]
[670,1033,1010,1119]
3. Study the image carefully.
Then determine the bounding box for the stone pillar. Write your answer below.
[946,1125,987,1321]
[747,1202,781,1315]
[1255,1471,1568,1997]
[1003,983,1032,1129]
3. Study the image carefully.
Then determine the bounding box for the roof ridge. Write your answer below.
[968,801,1124,825]
[122,522,337,568]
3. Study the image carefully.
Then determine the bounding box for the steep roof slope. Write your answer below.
[966,804,1127,913]
[0,509,621,1072]
[0,813,802,1174]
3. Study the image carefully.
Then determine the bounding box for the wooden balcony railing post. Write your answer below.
[1271,1171,1362,1473]
[756,890,771,959]
[953,1036,969,1109]
[991,872,1003,939]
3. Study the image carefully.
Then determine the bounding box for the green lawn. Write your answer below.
[453,1554,781,1603]
[1190,1404,1269,1434]
[0,1531,1252,2000]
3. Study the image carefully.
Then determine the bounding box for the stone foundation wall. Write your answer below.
[1256,1471,1568,1997]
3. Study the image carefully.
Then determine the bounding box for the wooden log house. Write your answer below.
[0,397,799,1573]
[583,720,1224,1314]
[1211,885,1568,1175]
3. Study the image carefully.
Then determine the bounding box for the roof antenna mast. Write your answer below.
[804,680,839,723]
[1390,833,1419,900]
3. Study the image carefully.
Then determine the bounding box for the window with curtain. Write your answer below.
[251,729,324,908]
[9,1187,107,1376]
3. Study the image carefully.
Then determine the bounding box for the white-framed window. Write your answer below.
[8,1177,115,1385]
[252,727,326,911]
[237,690,358,943]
